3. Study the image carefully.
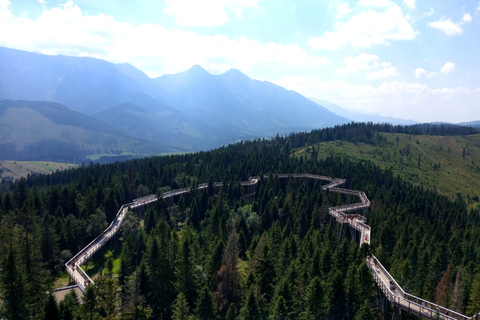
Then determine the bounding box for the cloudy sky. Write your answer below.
[1,0,479,123]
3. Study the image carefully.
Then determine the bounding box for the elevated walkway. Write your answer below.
[63,173,479,319]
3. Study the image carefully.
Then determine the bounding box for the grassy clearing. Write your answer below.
[294,133,480,209]
[0,160,77,182]
[79,244,123,280]
[53,272,70,288]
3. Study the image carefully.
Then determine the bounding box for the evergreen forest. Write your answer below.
[2,122,480,320]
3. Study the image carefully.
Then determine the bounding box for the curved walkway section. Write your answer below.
[64,174,475,319]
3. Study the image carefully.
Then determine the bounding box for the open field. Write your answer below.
[0,160,78,182]
[294,132,480,208]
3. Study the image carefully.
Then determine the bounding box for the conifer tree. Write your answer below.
[78,285,97,320]
[175,228,197,309]
[43,294,60,320]
[302,276,329,320]
[354,299,380,320]
[195,285,218,320]
[466,273,480,316]
[238,288,263,320]
[58,290,79,320]
[172,292,192,320]
[0,245,26,320]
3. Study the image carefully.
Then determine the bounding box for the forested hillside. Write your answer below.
[293,122,480,205]
[1,123,480,319]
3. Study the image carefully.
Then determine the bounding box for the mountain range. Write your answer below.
[0,46,416,162]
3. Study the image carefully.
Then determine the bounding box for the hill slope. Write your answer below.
[294,130,480,205]
[0,100,166,161]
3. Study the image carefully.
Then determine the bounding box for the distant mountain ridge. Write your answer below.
[309,98,416,125]
[0,100,165,161]
[155,65,349,136]
[0,46,401,162]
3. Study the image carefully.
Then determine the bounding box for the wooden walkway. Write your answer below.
[64,173,479,319]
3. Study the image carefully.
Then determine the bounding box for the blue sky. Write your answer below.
[1,0,479,123]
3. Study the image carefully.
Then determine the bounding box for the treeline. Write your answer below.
[3,122,477,191]
[285,122,480,148]
[2,122,480,319]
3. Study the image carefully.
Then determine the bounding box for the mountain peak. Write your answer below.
[224,68,245,76]
[221,68,251,84]
[186,64,210,76]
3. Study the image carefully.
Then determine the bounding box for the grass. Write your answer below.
[53,272,71,288]
[79,244,123,280]
[0,160,77,182]
[293,132,480,209]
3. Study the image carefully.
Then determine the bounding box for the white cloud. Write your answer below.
[428,19,462,35]
[441,62,455,74]
[163,0,257,27]
[428,13,472,36]
[0,1,327,77]
[366,66,398,79]
[336,3,351,17]
[308,4,415,50]
[462,13,472,23]
[336,53,380,74]
[274,76,480,122]
[0,0,12,23]
[403,0,415,9]
[358,0,392,8]
[414,68,437,79]
[419,8,434,19]
[335,53,398,79]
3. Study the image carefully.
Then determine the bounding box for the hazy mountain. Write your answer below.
[0,46,241,153]
[92,102,241,151]
[155,66,349,136]
[1,47,354,161]
[458,121,480,129]
[0,46,170,116]
[310,98,416,125]
[0,100,165,161]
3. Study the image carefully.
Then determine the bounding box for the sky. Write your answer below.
[0,0,479,123]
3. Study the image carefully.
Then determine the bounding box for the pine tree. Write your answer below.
[172,292,192,320]
[257,242,276,305]
[466,273,480,316]
[43,294,60,320]
[0,245,26,320]
[146,233,174,320]
[215,229,240,316]
[238,288,263,320]
[96,275,118,320]
[451,266,464,313]
[40,213,58,271]
[175,228,197,309]
[104,189,118,223]
[58,290,79,320]
[269,277,295,320]
[78,285,97,320]
[302,276,329,320]
[195,285,218,320]
[435,265,452,307]
[354,299,380,320]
